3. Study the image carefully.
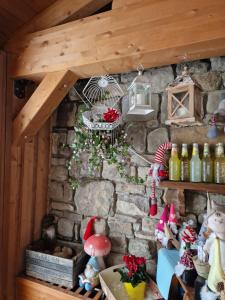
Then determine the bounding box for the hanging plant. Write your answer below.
[63,106,145,189]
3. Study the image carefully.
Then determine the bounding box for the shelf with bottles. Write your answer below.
[159,180,225,194]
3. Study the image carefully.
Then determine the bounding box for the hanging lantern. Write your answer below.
[127,65,154,116]
[166,67,202,125]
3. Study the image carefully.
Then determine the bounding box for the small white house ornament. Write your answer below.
[127,65,154,116]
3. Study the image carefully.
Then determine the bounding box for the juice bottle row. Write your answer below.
[169,143,225,183]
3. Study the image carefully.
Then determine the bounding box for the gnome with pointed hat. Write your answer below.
[155,204,170,247]
[168,203,178,235]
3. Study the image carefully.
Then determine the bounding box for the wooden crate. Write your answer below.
[25,240,89,288]
[16,276,104,300]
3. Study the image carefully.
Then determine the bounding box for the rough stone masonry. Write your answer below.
[48,57,225,276]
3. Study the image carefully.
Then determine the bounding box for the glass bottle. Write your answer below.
[202,143,213,183]
[214,143,225,183]
[180,144,189,181]
[190,143,202,182]
[169,143,180,181]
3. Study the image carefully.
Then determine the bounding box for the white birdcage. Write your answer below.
[80,75,124,144]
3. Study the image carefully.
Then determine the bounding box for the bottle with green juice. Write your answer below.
[202,143,213,183]
[190,143,202,182]
[180,144,190,181]
[169,143,180,181]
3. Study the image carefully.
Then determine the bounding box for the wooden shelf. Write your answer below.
[160,181,225,194]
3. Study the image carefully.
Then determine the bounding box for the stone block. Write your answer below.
[142,217,158,234]
[106,252,124,267]
[210,193,225,205]
[109,233,127,254]
[146,259,157,277]
[110,214,138,223]
[56,102,77,127]
[145,66,174,93]
[147,128,169,153]
[63,211,82,223]
[210,57,225,72]
[207,90,225,114]
[69,153,101,179]
[80,217,107,239]
[134,231,155,241]
[63,183,73,203]
[176,60,210,75]
[193,71,222,91]
[116,194,149,217]
[74,223,80,241]
[126,123,147,154]
[51,158,67,167]
[121,72,137,84]
[67,130,76,146]
[102,161,126,182]
[51,201,74,212]
[75,181,115,217]
[108,218,133,236]
[48,181,63,201]
[133,222,142,232]
[116,182,145,195]
[170,126,225,146]
[50,209,63,217]
[128,239,152,259]
[49,166,68,182]
[222,73,225,88]
[51,132,67,155]
[186,192,207,214]
[57,218,74,239]
[130,153,154,167]
[137,167,150,186]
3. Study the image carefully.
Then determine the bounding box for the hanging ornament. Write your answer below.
[127,65,154,116]
[207,115,218,139]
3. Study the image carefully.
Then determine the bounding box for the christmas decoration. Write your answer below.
[148,142,172,216]
[155,204,170,247]
[65,107,145,189]
[207,114,218,139]
[103,108,120,123]
[83,216,97,241]
[168,203,178,235]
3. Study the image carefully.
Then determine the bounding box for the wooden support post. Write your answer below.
[12,70,78,146]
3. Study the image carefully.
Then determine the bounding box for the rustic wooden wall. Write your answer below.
[0,53,51,300]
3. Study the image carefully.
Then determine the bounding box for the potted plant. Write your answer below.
[117,255,150,300]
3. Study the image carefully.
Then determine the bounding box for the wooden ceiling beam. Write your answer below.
[5,0,112,47]
[6,0,225,80]
[12,70,78,146]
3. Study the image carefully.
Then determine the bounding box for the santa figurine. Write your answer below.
[155,204,170,247]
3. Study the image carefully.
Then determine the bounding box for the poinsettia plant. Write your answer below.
[118,255,150,287]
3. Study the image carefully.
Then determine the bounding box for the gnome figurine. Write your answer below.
[155,204,170,247]
[168,203,178,235]
[78,256,101,291]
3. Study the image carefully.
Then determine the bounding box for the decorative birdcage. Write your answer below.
[80,75,124,144]
[166,67,202,126]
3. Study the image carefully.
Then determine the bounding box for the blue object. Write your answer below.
[207,125,217,139]
[156,248,179,300]
[85,283,93,291]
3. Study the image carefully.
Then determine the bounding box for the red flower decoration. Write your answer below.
[103,108,120,123]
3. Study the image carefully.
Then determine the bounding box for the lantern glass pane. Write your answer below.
[171,91,190,118]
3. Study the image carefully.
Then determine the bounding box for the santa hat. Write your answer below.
[168,203,177,224]
[83,216,97,241]
[156,204,169,232]
[182,225,197,244]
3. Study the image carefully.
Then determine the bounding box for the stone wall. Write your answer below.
[48,57,225,275]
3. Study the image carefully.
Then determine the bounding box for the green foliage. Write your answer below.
[65,106,145,188]
[118,265,151,288]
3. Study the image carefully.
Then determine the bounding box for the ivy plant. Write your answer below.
[64,106,146,189]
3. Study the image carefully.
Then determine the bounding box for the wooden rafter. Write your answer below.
[12,70,78,145]
[5,0,112,47]
[5,0,225,80]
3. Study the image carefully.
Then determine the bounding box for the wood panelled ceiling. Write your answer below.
[0,0,56,46]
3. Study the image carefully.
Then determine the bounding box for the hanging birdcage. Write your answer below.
[80,75,124,144]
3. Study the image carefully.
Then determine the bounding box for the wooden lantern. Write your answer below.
[166,67,202,125]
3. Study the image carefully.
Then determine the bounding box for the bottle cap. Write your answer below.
[182,143,188,147]
[193,143,198,147]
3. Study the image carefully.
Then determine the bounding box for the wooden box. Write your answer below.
[25,240,89,288]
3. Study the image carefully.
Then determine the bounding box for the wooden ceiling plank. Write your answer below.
[5,0,112,46]
[6,0,225,80]
[12,70,78,146]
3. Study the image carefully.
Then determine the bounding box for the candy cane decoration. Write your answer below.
[149,142,172,216]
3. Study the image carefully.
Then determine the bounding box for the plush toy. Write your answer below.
[78,256,101,291]
[148,142,172,216]
[168,203,178,235]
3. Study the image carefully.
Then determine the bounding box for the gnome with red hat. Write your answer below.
[168,203,178,235]
[155,204,170,247]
